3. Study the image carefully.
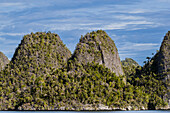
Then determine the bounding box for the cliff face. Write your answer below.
[69,30,124,76]
[151,31,170,79]
[151,31,170,108]
[0,52,9,71]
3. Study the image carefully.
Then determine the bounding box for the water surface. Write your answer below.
[0,110,169,113]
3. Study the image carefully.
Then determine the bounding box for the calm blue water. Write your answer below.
[0,111,169,113]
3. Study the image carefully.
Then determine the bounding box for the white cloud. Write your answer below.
[118,42,160,51]
[1,0,168,32]
[99,21,155,30]
[0,32,27,36]
[0,0,169,62]
[0,37,6,41]
[0,1,56,13]
[119,53,138,58]
[39,20,156,31]
[107,0,170,14]
[128,10,147,14]
[0,3,23,7]
[117,41,160,64]
[156,0,170,3]
[0,3,28,13]
[134,43,159,46]
[107,9,147,14]
[114,15,145,20]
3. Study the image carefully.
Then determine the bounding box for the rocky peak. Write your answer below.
[69,30,124,76]
[0,51,9,71]
[10,32,71,77]
[151,31,170,108]
[158,31,170,76]
[151,31,170,79]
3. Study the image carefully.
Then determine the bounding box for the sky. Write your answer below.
[0,0,170,65]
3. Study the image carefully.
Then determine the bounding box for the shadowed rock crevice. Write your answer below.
[98,44,105,64]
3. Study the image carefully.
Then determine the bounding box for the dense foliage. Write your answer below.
[0,32,71,110]
[121,58,141,77]
[127,61,168,109]
[0,30,169,110]
[121,57,168,110]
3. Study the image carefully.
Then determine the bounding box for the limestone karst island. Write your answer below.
[0,30,169,110]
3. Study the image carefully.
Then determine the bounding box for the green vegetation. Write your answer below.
[122,57,168,110]
[121,58,141,76]
[126,58,168,109]
[0,32,71,110]
[69,30,124,76]
[0,30,169,110]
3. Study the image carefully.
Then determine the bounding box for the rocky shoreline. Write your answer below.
[15,103,170,111]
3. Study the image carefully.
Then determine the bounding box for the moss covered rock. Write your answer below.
[0,51,9,71]
[68,30,124,76]
[0,32,71,110]
[121,58,141,76]
[11,32,71,76]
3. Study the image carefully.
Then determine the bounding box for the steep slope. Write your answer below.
[0,30,168,110]
[151,31,170,108]
[0,32,71,110]
[151,31,170,79]
[127,32,170,109]
[11,32,71,76]
[0,51,9,71]
[121,58,140,76]
[68,30,124,76]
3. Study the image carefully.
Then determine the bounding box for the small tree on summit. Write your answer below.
[146,57,151,62]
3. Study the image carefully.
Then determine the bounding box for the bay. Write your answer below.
[0,110,169,113]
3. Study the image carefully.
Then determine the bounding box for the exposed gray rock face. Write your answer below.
[152,31,170,78]
[69,30,124,76]
[151,31,170,108]
[0,51,9,71]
